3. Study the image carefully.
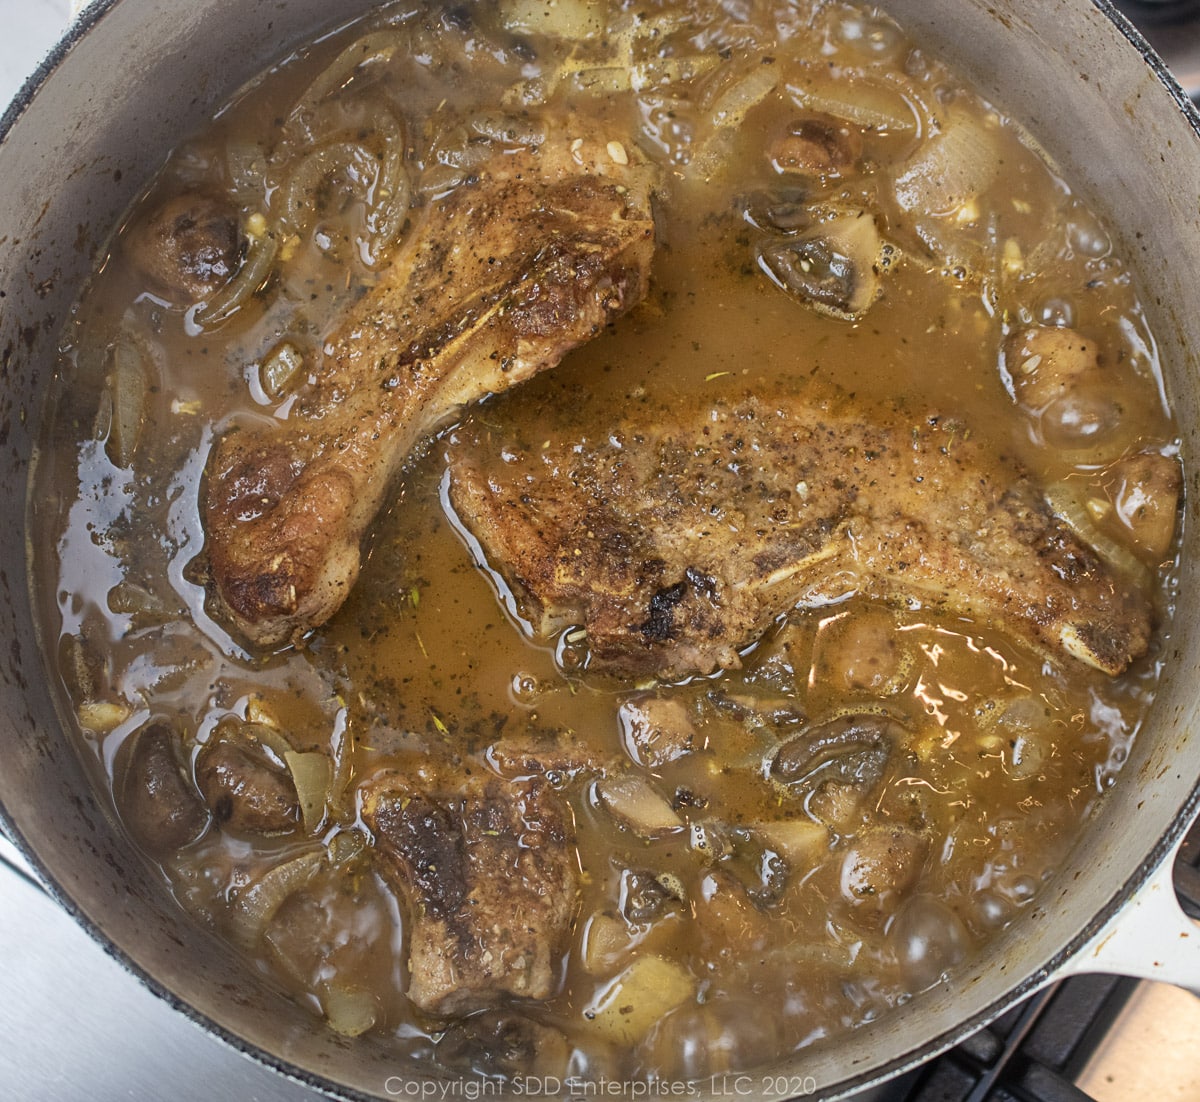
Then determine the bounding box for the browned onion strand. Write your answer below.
[363,111,410,263]
[285,29,409,144]
[278,141,380,236]
[190,225,279,330]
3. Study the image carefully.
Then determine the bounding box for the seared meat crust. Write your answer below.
[204,132,658,647]
[361,770,579,1017]
[447,387,1153,679]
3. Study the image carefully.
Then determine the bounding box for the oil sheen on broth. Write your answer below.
[32,0,1181,1082]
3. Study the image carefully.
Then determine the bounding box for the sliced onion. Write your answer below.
[703,62,780,129]
[105,338,148,468]
[500,0,608,40]
[594,775,684,837]
[287,30,405,142]
[364,112,410,264]
[786,70,920,133]
[752,818,829,864]
[688,63,781,176]
[327,702,353,814]
[279,142,377,235]
[322,983,379,1037]
[328,828,366,865]
[226,141,268,198]
[228,849,324,948]
[581,911,631,975]
[584,955,696,1045]
[284,750,331,834]
[1044,482,1152,589]
[563,65,634,96]
[894,118,1002,217]
[631,54,719,92]
[467,111,547,147]
[278,111,410,267]
[258,341,305,401]
[77,699,132,735]
[191,225,278,330]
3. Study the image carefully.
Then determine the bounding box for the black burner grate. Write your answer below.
[1115,0,1200,28]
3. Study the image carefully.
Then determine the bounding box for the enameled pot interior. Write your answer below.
[0,1,1197,1098]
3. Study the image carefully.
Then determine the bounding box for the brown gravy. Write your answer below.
[31,0,1180,1082]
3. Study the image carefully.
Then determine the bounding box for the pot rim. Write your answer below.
[2,1,1198,1099]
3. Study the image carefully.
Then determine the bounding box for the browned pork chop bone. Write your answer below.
[204,135,658,647]
[447,389,1154,680]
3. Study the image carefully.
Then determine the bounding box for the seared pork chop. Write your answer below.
[360,768,578,1016]
[204,131,658,647]
[447,387,1153,679]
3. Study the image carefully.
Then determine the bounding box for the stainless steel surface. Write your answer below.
[0,839,330,1101]
[0,0,70,108]
[2,2,1200,1101]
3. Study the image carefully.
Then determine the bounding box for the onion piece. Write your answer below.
[364,112,410,264]
[583,955,696,1045]
[893,118,1002,217]
[191,224,278,330]
[581,911,632,975]
[284,750,331,834]
[562,66,633,96]
[467,111,547,147]
[328,828,366,865]
[226,141,268,199]
[104,338,148,468]
[594,775,684,837]
[752,819,829,864]
[1044,482,1153,589]
[687,63,781,177]
[631,54,719,93]
[258,341,305,401]
[703,62,781,127]
[228,849,324,948]
[77,699,132,735]
[279,112,410,267]
[500,0,608,40]
[786,70,920,133]
[279,142,377,235]
[286,30,405,142]
[327,701,353,815]
[321,983,378,1037]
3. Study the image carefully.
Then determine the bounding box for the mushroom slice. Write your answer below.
[115,721,210,854]
[1108,451,1182,560]
[768,114,863,178]
[756,207,897,320]
[772,713,900,792]
[196,720,301,836]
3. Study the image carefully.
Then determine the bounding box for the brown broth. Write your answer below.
[32,0,1180,1082]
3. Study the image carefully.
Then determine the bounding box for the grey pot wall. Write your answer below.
[0,2,1197,1099]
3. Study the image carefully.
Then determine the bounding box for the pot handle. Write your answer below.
[1056,828,1200,994]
